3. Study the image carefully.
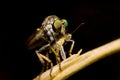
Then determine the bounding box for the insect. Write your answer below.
[26,15,83,78]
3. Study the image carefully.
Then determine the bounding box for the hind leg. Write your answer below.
[35,50,53,77]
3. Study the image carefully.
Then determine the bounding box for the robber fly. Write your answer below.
[26,15,83,78]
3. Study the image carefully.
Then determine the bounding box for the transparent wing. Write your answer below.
[25,27,48,50]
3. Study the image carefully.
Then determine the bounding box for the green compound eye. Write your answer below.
[61,19,68,27]
[53,19,62,29]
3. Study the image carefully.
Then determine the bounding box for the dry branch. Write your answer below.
[33,38,120,80]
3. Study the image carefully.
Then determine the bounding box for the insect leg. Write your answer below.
[45,52,50,70]
[67,40,75,56]
[60,45,66,60]
[35,51,53,77]
[38,44,50,52]
[50,46,62,71]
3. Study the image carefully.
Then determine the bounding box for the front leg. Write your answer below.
[67,40,75,56]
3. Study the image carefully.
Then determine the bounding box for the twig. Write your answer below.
[33,38,120,80]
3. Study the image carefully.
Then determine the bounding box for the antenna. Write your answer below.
[71,22,85,34]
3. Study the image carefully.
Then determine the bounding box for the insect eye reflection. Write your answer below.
[53,19,68,29]
[53,19,62,29]
[61,19,68,27]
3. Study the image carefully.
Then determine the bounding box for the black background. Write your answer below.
[2,1,120,80]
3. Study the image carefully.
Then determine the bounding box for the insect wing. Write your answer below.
[26,27,48,50]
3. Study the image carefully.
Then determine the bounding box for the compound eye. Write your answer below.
[53,19,62,29]
[61,19,68,27]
